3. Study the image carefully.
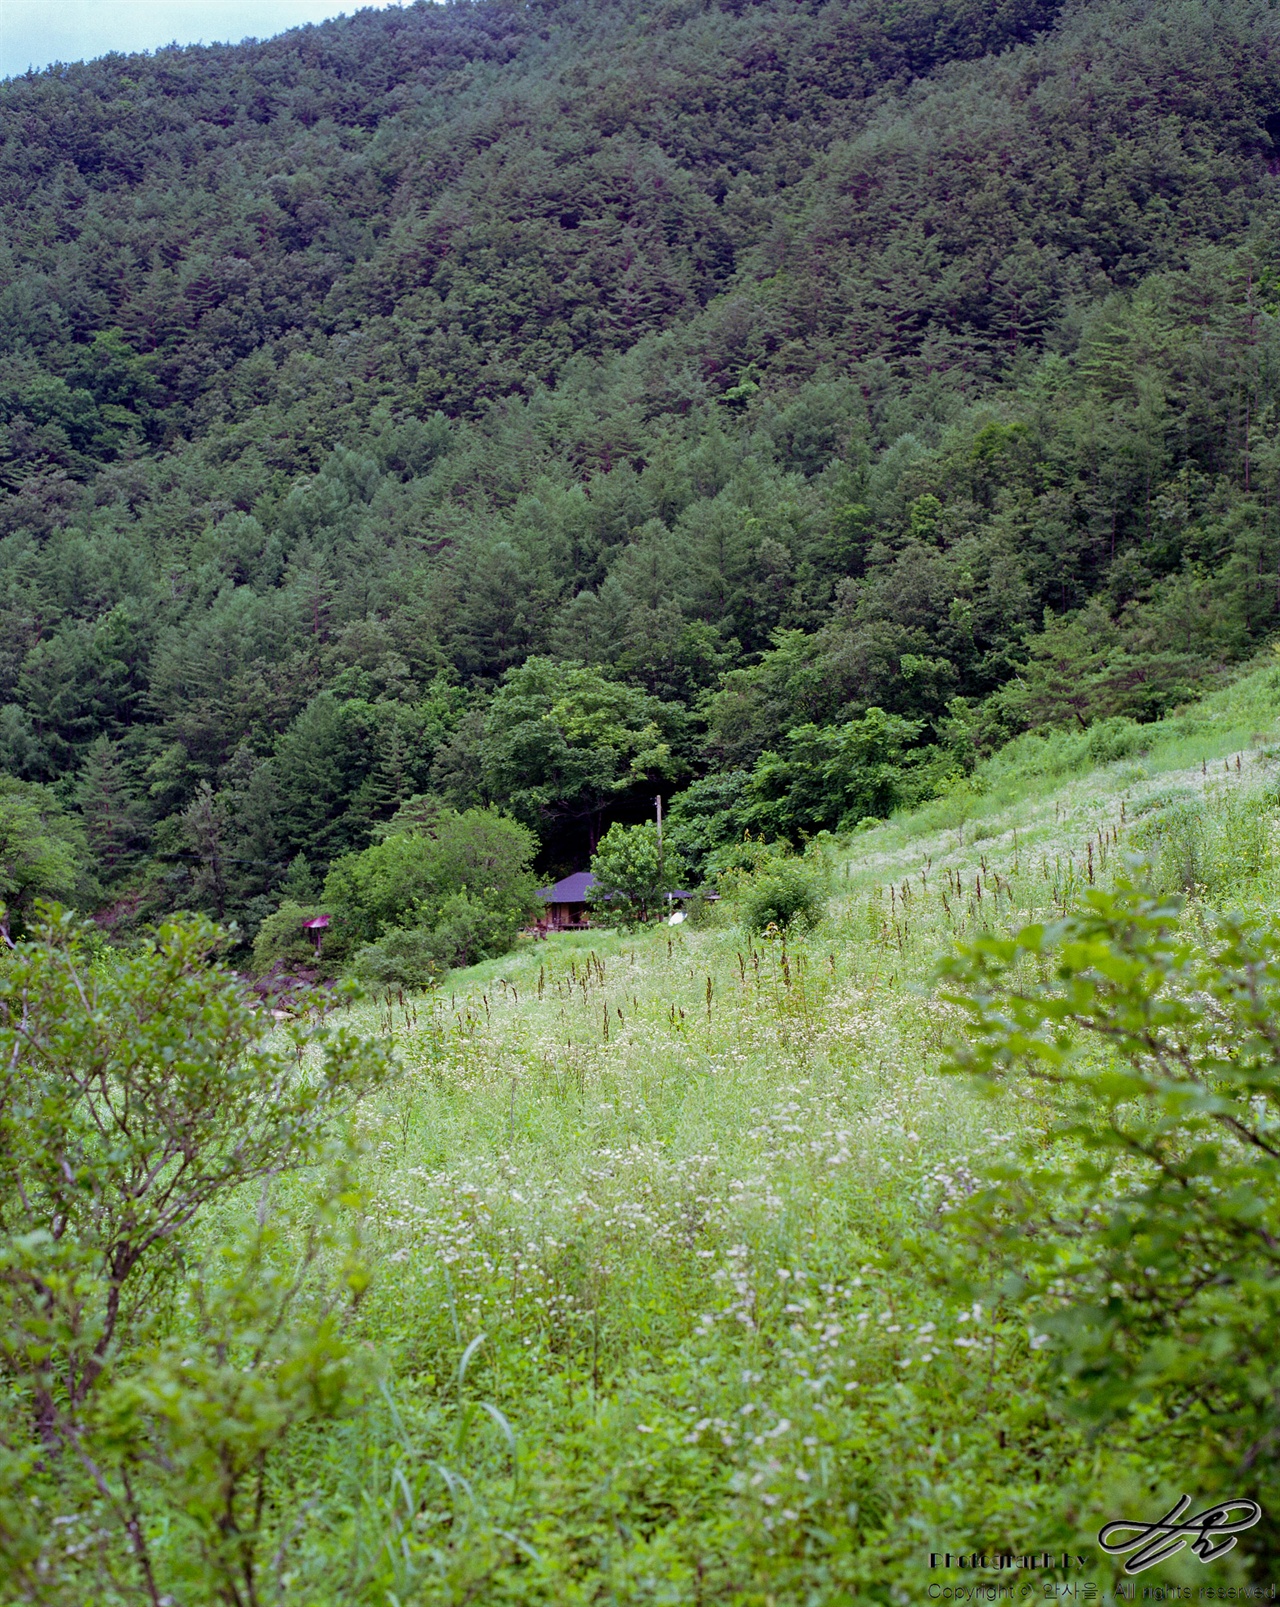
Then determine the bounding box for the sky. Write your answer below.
[0,0,409,80]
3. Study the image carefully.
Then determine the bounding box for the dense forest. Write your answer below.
[5,0,1280,950]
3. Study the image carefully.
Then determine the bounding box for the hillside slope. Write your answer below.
[216,654,1280,1597]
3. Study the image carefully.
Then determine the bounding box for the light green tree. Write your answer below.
[587,820,687,926]
[745,707,923,839]
[0,777,87,938]
[317,804,538,979]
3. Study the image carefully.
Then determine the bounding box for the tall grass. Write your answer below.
[1129,781,1279,905]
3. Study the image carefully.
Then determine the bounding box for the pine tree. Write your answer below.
[75,736,147,885]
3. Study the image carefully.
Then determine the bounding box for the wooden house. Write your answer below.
[536,871,595,931]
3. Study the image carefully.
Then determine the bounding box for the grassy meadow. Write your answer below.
[235,658,1280,1605]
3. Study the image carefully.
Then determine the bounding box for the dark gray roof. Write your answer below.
[537,870,596,902]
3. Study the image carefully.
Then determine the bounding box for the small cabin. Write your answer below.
[536,870,596,931]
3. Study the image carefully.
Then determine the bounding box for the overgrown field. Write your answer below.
[209,657,1280,1604]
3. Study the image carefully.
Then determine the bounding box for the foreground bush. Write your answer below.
[0,904,391,1601]
[939,879,1280,1558]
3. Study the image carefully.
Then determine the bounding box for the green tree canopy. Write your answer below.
[0,777,88,937]
[745,708,924,840]
[587,820,688,926]
[319,804,538,973]
[482,658,690,846]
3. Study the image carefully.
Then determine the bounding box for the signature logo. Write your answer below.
[1098,1495,1262,1574]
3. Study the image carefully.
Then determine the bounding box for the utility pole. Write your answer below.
[655,794,663,877]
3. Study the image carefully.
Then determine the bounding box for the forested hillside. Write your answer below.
[5,0,1280,941]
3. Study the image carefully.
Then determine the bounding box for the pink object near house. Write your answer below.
[302,913,330,954]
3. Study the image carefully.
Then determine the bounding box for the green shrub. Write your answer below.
[322,806,537,968]
[351,925,447,987]
[250,900,329,973]
[430,890,527,967]
[938,880,1280,1555]
[1084,715,1148,764]
[742,861,824,934]
[351,892,529,987]
[0,906,390,1596]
